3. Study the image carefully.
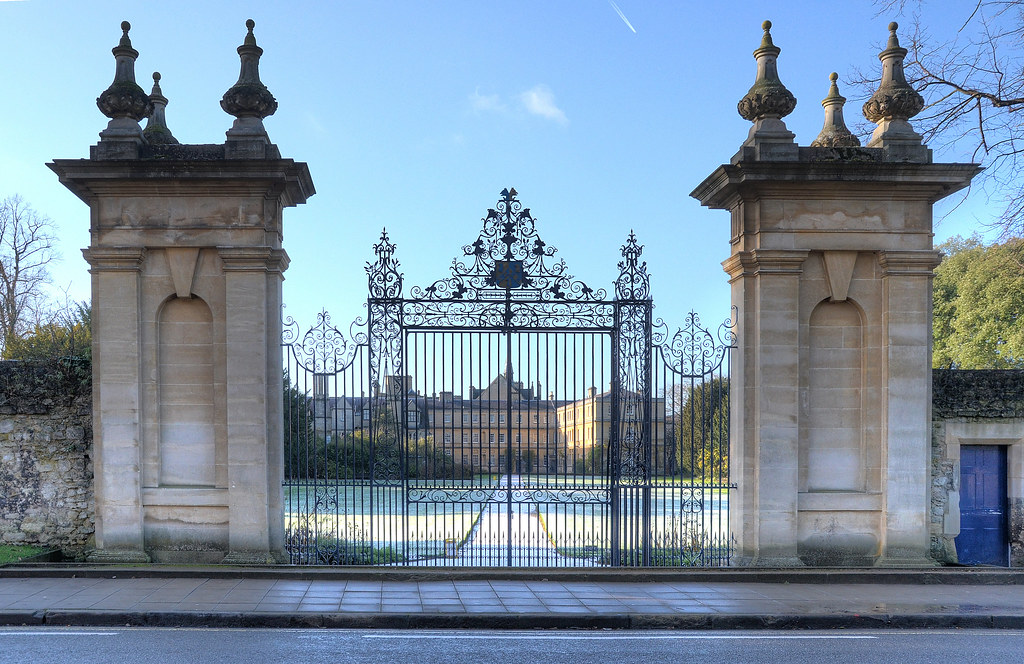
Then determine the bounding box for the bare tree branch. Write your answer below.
[0,195,59,349]
[862,1,1024,238]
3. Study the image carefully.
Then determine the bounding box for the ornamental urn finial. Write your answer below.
[221,18,278,152]
[737,20,797,151]
[863,22,926,151]
[810,73,860,148]
[143,72,179,145]
[95,21,153,149]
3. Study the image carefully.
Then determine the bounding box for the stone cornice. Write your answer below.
[47,158,315,209]
[691,160,981,211]
[82,246,147,271]
[877,249,941,276]
[218,246,290,273]
[723,249,808,280]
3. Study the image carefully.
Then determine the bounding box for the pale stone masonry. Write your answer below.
[48,21,313,563]
[692,22,980,566]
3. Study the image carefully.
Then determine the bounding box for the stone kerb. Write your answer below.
[692,20,980,567]
[0,361,93,557]
[47,20,313,564]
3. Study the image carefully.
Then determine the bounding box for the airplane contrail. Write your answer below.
[608,0,637,34]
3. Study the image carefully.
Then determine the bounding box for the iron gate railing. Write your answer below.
[283,188,734,566]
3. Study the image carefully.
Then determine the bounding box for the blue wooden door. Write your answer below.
[956,445,1008,566]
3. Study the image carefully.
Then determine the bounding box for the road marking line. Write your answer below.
[0,632,117,637]
[362,634,878,640]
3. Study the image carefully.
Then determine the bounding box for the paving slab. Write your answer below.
[2,565,1024,630]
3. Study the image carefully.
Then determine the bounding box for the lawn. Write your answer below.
[0,544,46,564]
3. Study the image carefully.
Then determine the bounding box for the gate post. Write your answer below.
[692,22,978,566]
[49,21,313,562]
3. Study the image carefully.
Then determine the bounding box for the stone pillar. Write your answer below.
[48,21,313,563]
[692,22,979,566]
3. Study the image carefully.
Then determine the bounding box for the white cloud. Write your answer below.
[519,85,568,125]
[469,89,505,113]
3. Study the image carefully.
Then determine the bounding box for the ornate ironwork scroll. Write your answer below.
[283,187,734,568]
[405,188,613,330]
[282,309,366,375]
[367,230,405,484]
[613,233,653,485]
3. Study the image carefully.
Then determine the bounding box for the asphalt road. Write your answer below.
[1,627,1021,663]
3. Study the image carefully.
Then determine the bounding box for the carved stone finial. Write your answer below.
[863,21,927,153]
[95,20,153,151]
[810,73,861,148]
[737,20,797,122]
[143,72,179,145]
[221,18,278,154]
[736,20,797,154]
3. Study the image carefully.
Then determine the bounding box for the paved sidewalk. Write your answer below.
[2,567,1024,629]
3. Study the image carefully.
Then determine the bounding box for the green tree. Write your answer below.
[933,235,1024,368]
[283,374,316,479]
[676,378,729,482]
[2,301,90,361]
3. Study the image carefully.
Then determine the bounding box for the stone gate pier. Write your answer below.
[693,22,980,566]
[49,21,313,562]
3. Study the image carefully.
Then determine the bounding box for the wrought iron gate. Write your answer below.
[283,188,734,566]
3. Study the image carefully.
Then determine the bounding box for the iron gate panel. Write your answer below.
[283,188,735,566]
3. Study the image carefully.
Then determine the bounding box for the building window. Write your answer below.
[515,433,521,443]
[532,414,539,423]
[489,413,496,424]
[443,432,452,443]
[489,433,495,444]
[499,433,505,443]
[463,413,470,424]
[472,413,479,423]
[462,433,469,444]
[406,411,418,426]
[443,412,452,423]
[499,413,506,424]
[472,433,480,443]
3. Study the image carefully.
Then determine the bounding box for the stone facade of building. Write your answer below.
[693,21,980,566]
[49,21,312,563]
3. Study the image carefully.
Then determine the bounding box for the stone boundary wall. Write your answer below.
[932,369,1024,566]
[0,360,93,557]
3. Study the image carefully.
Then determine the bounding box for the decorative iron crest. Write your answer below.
[614,232,650,301]
[282,309,366,374]
[367,229,403,299]
[409,188,606,303]
[653,310,737,378]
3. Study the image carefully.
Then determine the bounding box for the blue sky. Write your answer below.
[0,0,994,335]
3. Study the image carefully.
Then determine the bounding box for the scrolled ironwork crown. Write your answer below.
[614,231,650,301]
[409,188,605,303]
[367,229,403,299]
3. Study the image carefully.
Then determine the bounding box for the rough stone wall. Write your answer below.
[931,369,1024,566]
[0,360,92,557]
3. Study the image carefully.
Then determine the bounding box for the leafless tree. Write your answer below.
[855,2,1024,237]
[0,195,58,350]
